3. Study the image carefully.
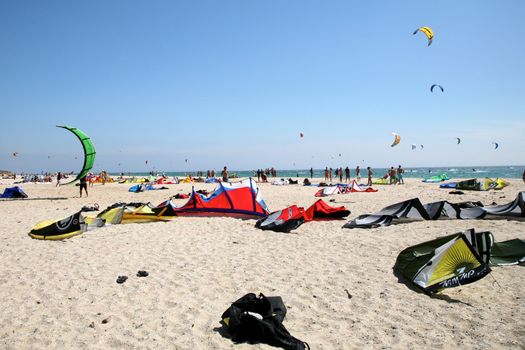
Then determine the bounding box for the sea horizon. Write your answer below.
[109,165,525,180]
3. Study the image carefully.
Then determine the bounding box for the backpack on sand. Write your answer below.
[221,293,309,350]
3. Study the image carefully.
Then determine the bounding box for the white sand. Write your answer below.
[0,178,524,349]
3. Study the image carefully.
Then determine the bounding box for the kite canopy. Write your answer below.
[343,191,525,228]
[456,178,510,191]
[490,239,525,266]
[391,132,401,147]
[413,26,434,46]
[430,84,444,93]
[30,211,86,240]
[395,229,491,294]
[255,199,350,233]
[155,178,270,218]
[56,125,96,184]
[456,137,461,145]
[493,142,499,149]
[422,173,450,183]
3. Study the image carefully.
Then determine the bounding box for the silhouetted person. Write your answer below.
[79,175,88,197]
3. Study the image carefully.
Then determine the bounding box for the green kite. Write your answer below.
[56,125,96,184]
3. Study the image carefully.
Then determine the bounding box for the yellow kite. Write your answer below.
[413,26,434,46]
[391,132,401,147]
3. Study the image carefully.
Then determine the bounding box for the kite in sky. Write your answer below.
[391,132,401,147]
[413,26,434,46]
[56,125,96,185]
[430,84,444,93]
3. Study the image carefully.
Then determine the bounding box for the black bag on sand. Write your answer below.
[221,293,309,350]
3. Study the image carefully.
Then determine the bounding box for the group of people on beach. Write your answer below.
[382,165,405,184]
[254,168,277,182]
[322,166,374,186]
[12,173,53,183]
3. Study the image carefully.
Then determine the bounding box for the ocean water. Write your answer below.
[125,165,525,179]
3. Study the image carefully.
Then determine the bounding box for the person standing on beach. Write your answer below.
[329,168,333,182]
[522,169,525,183]
[367,167,373,186]
[79,175,88,197]
[345,166,350,183]
[356,166,361,181]
[100,170,107,185]
[310,167,313,179]
[397,165,405,184]
[324,167,329,181]
[222,166,228,182]
[56,172,62,187]
[389,167,397,184]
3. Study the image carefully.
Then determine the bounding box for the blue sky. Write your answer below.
[1,1,524,173]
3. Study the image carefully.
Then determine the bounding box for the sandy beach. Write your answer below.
[0,178,524,349]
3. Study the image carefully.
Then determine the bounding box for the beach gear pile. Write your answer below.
[29,178,350,239]
[128,183,168,192]
[440,178,510,191]
[314,180,376,197]
[396,228,525,295]
[118,176,179,185]
[28,178,270,239]
[221,293,309,350]
[343,191,525,228]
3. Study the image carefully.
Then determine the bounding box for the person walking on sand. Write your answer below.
[356,165,361,181]
[79,175,88,197]
[222,166,228,182]
[56,172,62,187]
[339,167,343,183]
[329,168,333,182]
[324,167,329,182]
[397,165,405,184]
[367,167,373,186]
[345,166,350,183]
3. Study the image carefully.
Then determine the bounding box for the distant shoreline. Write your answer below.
[107,165,525,180]
[6,165,525,179]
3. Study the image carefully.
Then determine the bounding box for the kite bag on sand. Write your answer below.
[221,293,309,350]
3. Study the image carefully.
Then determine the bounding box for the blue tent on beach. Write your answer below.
[0,186,28,198]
